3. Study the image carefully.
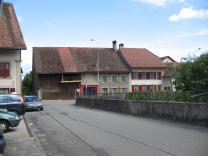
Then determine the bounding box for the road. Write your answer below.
[24,100,208,156]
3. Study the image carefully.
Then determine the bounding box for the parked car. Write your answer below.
[0,110,21,133]
[23,96,43,111]
[0,124,6,154]
[0,94,26,116]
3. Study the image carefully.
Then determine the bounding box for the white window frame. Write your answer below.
[112,76,117,83]
[102,76,107,83]
[121,76,126,83]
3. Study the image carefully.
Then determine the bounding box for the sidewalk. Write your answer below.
[3,116,46,156]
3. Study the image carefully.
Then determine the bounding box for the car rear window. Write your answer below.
[0,95,6,103]
[7,95,21,102]
[26,97,39,102]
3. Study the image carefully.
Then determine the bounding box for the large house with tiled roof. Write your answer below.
[0,2,26,94]
[33,42,130,100]
[118,45,167,92]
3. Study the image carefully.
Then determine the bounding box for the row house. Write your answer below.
[118,43,167,92]
[0,3,26,94]
[33,45,130,100]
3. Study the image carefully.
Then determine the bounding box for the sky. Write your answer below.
[3,0,208,77]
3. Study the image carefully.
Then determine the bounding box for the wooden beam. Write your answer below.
[60,80,82,83]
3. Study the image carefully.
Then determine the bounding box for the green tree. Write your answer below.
[171,52,208,91]
[22,71,33,95]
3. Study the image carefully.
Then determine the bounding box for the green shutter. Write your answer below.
[118,75,121,83]
[126,75,129,82]
[109,75,112,83]
[100,75,102,83]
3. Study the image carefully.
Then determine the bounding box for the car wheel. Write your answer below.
[9,110,19,116]
[0,120,9,133]
[40,108,43,111]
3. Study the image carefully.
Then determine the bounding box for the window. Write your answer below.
[164,87,170,91]
[0,95,6,103]
[0,88,9,93]
[142,72,146,79]
[133,73,138,79]
[102,76,107,83]
[134,85,138,92]
[122,88,126,94]
[150,72,155,79]
[0,62,10,77]
[121,76,126,83]
[112,76,116,83]
[142,85,146,91]
[102,88,108,94]
[112,88,117,95]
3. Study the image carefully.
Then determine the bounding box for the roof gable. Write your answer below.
[0,3,26,50]
[120,48,167,68]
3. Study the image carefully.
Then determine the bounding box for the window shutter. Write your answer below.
[0,63,10,77]
[138,72,142,79]
[132,73,134,80]
[118,75,121,83]
[126,75,128,82]
[157,72,161,79]
[132,85,134,92]
[146,72,150,79]
[154,72,156,79]
[100,76,103,83]
[155,85,157,91]
[139,85,142,92]
[147,85,151,91]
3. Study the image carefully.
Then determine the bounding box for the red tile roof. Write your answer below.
[119,48,167,68]
[0,3,26,50]
[33,47,130,74]
[71,47,130,73]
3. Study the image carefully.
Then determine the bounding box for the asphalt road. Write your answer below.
[24,100,208,156]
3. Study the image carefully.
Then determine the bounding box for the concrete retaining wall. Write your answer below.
[76,98,208,127]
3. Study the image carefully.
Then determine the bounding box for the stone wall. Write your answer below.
[76,98,208,127]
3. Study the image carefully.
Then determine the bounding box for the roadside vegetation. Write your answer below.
[22,71,33,95]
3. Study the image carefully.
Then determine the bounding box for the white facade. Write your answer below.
[0,49,22,94]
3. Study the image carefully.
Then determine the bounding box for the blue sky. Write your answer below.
[3,0,208,76]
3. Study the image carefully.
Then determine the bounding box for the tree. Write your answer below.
[22,71,33,95]
[171,52,208,92]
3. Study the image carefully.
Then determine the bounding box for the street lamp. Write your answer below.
[193,48,201,57]
[91,39,100,97]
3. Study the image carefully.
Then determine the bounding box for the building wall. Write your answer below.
[37,74,80,100]
[0,49,22,94]
[81,73,129,95]
[130,69,164,92]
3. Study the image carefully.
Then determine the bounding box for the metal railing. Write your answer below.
[78,91,208,103]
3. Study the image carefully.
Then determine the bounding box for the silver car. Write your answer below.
[23,96,43,111]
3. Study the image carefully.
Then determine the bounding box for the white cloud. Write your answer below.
[44,20,54,27]
[169,6,208,21]
[177,29,208,38]
[130,0,184,6]
[17,16,23,23]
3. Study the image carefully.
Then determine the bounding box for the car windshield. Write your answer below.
[26,97,39,102]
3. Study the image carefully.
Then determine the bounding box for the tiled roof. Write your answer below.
[0,3,26,50]
[33,47,130,74]
[119,48,167,68]
[160,56,176,62]
[71,47,130,73]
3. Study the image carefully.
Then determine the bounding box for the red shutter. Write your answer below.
[155,85,157,91]
[157,72,161,79]
[138,72,142,79]
[10,88,15,93]
[0,63,10,77]
[132,85,134,92]
[139,85,142,92]
[147,85,150,91]
[132,73,134,80]
[154,72,156,79]
[146,72,150,79]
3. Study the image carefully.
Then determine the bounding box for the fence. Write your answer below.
[78,91,208,103]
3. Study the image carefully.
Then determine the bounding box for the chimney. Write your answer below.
[112,40,117,52]
[119,43,124,48]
